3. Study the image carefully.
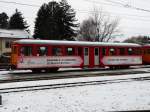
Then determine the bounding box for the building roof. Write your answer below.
[14,39,141,47]
[0,29,32,39]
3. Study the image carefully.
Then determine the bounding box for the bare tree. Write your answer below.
[79,18,96,41]
[124,35,150,44]
[79,8,120,42]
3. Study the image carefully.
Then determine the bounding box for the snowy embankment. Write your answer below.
[0,71,150,111]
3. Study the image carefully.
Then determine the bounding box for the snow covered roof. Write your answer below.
[14,39,141,47]
[0,29,31,39]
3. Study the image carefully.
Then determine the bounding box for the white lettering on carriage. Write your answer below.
[17,56,83,68]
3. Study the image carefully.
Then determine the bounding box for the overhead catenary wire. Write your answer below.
[0,0,150,22]
[1,0,150,13]
[85,0,150,13]
[0,0,40,7]
[77,9,150,19]
[106,0,150,13]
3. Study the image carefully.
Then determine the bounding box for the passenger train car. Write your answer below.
[10,39,142,72]
[142,44,150,64]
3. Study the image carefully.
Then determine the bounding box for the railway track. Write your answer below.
[0,75,150,94]
[0,67,149,84]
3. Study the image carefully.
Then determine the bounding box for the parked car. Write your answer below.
[0,52,11,69]
[0,52,11,63]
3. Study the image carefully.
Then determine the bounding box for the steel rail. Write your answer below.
[0,76,150,94]
[0,70,147,84]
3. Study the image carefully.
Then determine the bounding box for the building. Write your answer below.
[0,29,32,55]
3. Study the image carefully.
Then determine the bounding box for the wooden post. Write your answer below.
[0,95,2,105]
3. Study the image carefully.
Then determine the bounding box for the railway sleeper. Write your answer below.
[32,67,59,73]
[109,66,130,70]
[48,67,59,72]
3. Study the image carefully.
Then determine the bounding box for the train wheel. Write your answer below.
[45,67,59,73]
[115,66,119,69]
[32,69,41,73]
[120,66,129,69]
[124,66,129,69]
[45,68,51,73]
[109,66,114,70]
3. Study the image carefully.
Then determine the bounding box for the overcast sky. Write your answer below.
[0,0,150,41]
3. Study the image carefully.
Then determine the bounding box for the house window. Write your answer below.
[5,41,11,48]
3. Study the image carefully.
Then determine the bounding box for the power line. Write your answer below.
[105,0,125,6]
[1,0,150,22]
[77,9,150,19]
[105,0,150,13]
[139,0,150,3]
[0,0,40,7]
[77,9,150,22]
[85,0,150,13]
[1,0,150,14]
[0,0,150,19]
[84,0,122,7]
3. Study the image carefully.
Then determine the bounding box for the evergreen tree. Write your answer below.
[34,2,60,39]
[8,9,28,30]
[0,12,8,29]
[34,0,78,40]
[59,0,78,40]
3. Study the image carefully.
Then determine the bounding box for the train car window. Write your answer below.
[52,47,62,56]
[109,48,116,55]
[147,49,150,54]
[102,48,106,55]
[37,46,48,56]
[78,47,82,56]
[128,48,133,55]
[95,48,99,56]
[134,49,141,55]
[84,48,89,56]
[119,48,125,55]
[66,47,75,55]
[138,49,142,55]
[20,46,32,56]
[144,49,147,54]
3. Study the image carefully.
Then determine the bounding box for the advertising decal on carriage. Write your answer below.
[101,56,142,65]
[17,56,83,68]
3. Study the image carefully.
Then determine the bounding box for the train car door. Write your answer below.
[11,45,18,65]
[84,47,89,66]
[94,48,99,66]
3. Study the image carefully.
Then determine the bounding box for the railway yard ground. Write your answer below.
[0,66,150,111]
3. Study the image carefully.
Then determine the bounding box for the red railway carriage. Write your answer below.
[11,39,142,72]
[142,45,150,64]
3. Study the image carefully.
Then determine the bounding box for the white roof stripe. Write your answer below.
[14,39,141,47]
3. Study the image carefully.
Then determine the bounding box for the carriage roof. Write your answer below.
[14,39,141,47]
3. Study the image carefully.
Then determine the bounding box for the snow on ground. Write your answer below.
[0,78,150,112]
[0,71,9,75]
[1,71,150,89]
[1,69,150,111]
